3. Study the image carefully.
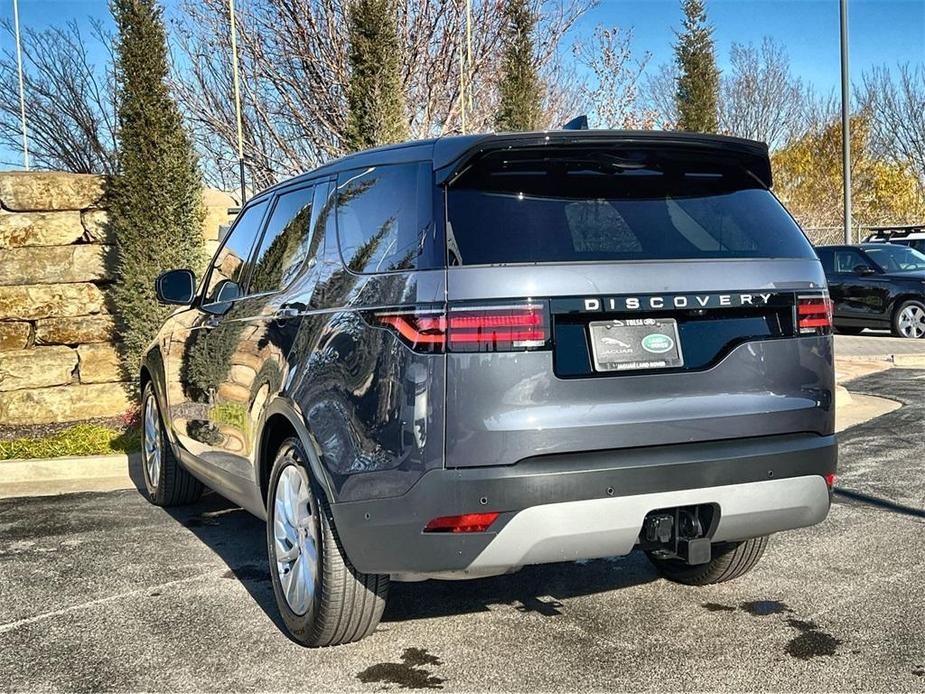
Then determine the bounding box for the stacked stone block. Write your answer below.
[0,172,234,426]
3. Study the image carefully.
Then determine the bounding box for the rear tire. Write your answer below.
[266,436,388,647]
[141,382,203,507]
[891,300,925,338]
[647,536,768,585]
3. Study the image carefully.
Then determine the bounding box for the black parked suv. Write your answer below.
[143,131,836,646]
[816,243,925,338]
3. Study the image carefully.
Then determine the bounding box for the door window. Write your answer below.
[202,200,268,305]
[833,249,868,273]
[250,186,316,294]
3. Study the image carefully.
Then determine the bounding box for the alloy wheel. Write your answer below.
[897,304,925,338]
[273,464,319,616]
[143,392,162,487]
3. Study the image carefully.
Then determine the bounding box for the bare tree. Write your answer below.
[642,62,679,129]
[172,0,591,190]
[0,19,116,173]
[859,63,925,185]
[572,25,658,129]
[719,38,808,149]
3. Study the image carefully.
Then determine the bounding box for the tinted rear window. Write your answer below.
[446,148,814,266]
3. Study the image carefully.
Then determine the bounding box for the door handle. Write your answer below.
[274,307,300,321]
[204,315,223,329]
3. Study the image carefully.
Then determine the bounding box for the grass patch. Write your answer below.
[0,423,141,461]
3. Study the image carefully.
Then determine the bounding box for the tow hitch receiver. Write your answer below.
[640,505,717,565]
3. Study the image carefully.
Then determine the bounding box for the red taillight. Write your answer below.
[376,313,446,350]
[825,473,837,489]
[448,304,548,351]
[374,303,550,353]
[797,296,833,334]
[423,512,500,533]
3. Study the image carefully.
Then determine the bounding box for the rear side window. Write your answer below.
[446,148,815,266]
[250,185,315,294]
[335,163,436,273]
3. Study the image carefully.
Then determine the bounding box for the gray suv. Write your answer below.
[144,130,837,647]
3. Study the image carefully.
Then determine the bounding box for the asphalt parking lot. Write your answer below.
[1,369,924,692]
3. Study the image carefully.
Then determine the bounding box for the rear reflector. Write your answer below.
[423,512,500,533]
[374,302,550,353]
[825,473,837,488]
[797,296,833,334]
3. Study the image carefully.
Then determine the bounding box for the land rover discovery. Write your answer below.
[142,130,836,647]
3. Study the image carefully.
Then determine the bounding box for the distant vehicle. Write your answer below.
[141,130,837,647]
[816,243,925,338]
[864,224,925,253]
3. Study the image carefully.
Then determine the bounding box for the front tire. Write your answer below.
[892,300,925,338]
[141,382,203,506]
[647,536,768,585]
[266,437,388,647]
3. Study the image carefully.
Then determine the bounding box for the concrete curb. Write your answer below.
[0,453,141,499]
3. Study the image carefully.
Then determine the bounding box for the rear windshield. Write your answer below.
[446,147,815,266]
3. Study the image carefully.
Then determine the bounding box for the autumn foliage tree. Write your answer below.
[773,113,925,242]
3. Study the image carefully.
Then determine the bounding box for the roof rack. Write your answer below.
[863,224,925,242]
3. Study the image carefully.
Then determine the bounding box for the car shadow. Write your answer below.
[158,492,659,635]
[160,492,288,634]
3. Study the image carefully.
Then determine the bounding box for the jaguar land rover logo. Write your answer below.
[641,333,674,354]
[582,292,774,312]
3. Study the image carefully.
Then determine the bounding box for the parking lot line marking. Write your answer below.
[0,570,223,635]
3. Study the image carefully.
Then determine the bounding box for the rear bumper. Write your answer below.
[330,433,836,577]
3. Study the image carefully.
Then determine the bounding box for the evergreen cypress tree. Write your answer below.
[674,0,720,132]
[344,0,409,152]
[109,0,204,378]
[495,0,543,132]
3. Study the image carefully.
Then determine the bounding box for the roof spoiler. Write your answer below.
[433,131,773,188]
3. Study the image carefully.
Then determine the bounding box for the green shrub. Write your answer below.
[495,0,544,132]
[344,0,408,151]
[108,0,205,380]
[0,424,140,460]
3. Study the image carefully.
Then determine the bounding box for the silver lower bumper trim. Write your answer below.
[393,475,829,581]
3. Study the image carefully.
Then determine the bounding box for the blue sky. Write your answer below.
[5,0,923,95]
[584,0,924,94]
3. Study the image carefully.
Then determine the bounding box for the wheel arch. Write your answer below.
[889,293,925,319]
[257,398,336,510]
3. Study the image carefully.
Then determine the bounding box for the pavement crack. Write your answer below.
[0,570,223,634]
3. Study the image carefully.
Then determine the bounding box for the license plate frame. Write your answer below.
[588,317,684,372]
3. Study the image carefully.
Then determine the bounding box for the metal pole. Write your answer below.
[840,0,851,244]
[228,0,246,202]
[465,0,472,114]
[12,0,29,171]
[458,12,466,134]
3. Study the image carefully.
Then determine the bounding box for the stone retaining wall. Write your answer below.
[0,172,234,426]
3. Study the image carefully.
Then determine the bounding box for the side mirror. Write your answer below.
[202,279,242,315]
[213,280,241,304]
[155,269,196,305]
[853,264,877,276]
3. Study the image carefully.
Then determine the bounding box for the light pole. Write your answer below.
[840,0,851,243]
[12,0,29,170]
[228,0,246,203]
